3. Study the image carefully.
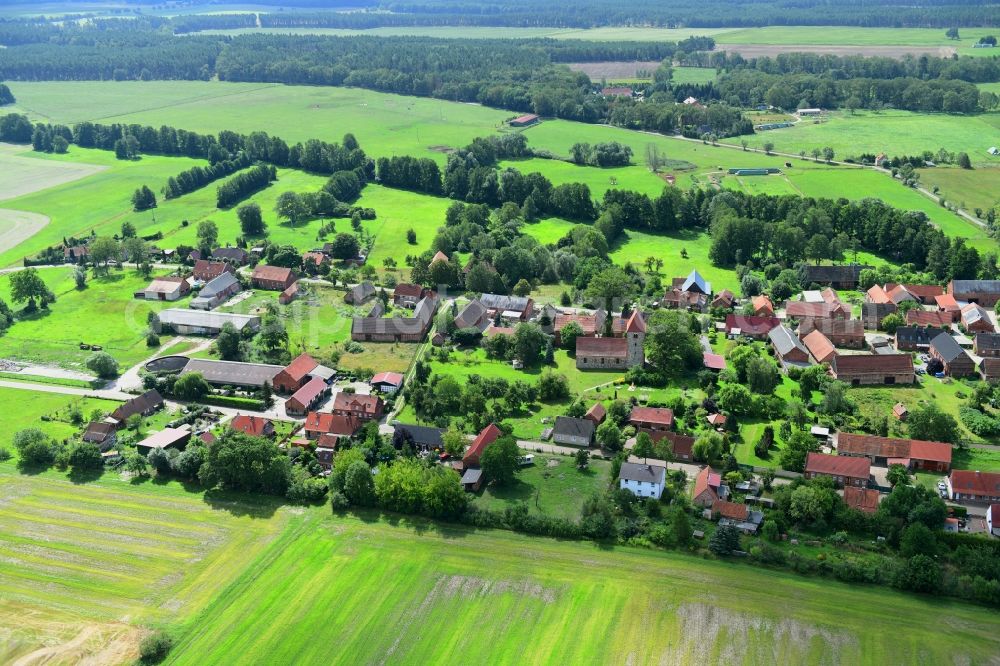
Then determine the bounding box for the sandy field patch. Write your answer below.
[716,44,957,58]
[0,143,106,201]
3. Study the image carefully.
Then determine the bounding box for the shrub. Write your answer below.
[139,631,173,664]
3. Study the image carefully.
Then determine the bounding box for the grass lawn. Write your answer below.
[0,266,188,370]
[473,453,612,520]
[953,446,1000,472]
[2,463,997,664]
[0,386,120,454]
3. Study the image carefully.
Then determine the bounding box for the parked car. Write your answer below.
[937,481,947,491]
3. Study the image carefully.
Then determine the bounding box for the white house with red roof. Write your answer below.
[370,372,404,394]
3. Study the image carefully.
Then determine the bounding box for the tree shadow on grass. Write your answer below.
[67,466,103,484]
[202,488,282,519]
[483,478,535,503]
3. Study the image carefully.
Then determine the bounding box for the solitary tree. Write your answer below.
[9,268,48,311]
[237,202,266,235]
[196,220,218,253]
[275,191,308,227]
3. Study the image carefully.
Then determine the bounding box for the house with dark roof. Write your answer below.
[392,423,445,451]
[837,432,951,472]
[948,279,1000,306]
[804,452,870,487]
[251,265,296,291]
[82,422,117,450]
[905,309,953,329]
[798,318,864,348]
[800,264,871,289]
[692,466,726,507]
[930,332,975,377]
[894,284,943,304]
[351,294,439,343]
[193,260,234,282]
[784,301,850,321]
[136,427,191,454]
[862,301,896,330]
[751,295,774,317]
[724,315,779,339]
[552,416,595,447]
[961,303,995,333]
[462,423,503,469]
[370,372,404,394]
[948,470,1000,502]
[974,332,1000,357]
[332,393,384,421]
[479,293,534,321]
[110,390,164,425]
[136,276,190,302]
[830,354,914,385]
[768,326,810,365]
[346,281,376,305]
[278,281,299,305]
[894,326,934,351]
[272,353,322,394]
[455,299,489,330]
[630,406,673,432]
[619,461,666,499]
[229,415,275,438]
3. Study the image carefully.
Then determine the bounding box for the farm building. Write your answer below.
[798,318,864,348]
[601,86,633,97]
[193,260,234,282]
[552,416,595,447]
[190,272,240,310]
[303,412,362,442]
[802,329,836,364]
[210,247,250,265]
[135,276,190,301]
[784,301,850,320]
[252,265,297,291]
[961,303,995,333]
[800,265,871,289]
[948,280,1000,306]
[981,358,1000,382]
[136,427,191,454]
[230,415,275,438]
[751,295,774,317]
[892,284,943,304]
[894,326,934,351]
[370,372,404,394]
[829,353,914,385]
[455,299,489,330]
[585,402,606,425]
[692,466,727,507]
[182,358,282,388]
[768,326,810,365]
[158,309,260,336]
[479,293,534,322]
[837,432,952,472]
[462,423,503,469]
[724,315,779,339]
[82,422,116,449]
[509,114,539,127]
[630,406,674,432]
[798,108,823,115]
[804,452,869,488]
[619,461,666,500]
[975,332,1000,357]
[929,332,976,377]
[285,377,331,416]
[332,393,384,421]
[554,310,605,343]
[948,470,1000,502]
[110,390,164,425]
[278,282,299,305]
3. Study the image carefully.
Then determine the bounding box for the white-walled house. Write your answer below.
[618,461,666,499]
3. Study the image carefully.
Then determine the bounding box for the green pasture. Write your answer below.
[737,110,1000,167]
[0,266,184,369]
[918,167,1000,218]
[473,453,612,520]
[500,157,671,198]
[0,386,119,452]
[670,67,719,85]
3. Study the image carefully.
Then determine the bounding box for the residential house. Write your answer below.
[862,301,897,330]
[370,372,404,394]
[351,294,438,342]
[974,332,1000,357]
[303,412,362,442]
[251,265,296,291]
[751,295,774,317]
[64,244,89,263]
[935,294,962,321]
[692,466,727,507]
[804,452,870,487]
[906,309,953,328]
[837,432,952,472]
[707,413,726,428]
[510,114,540,127]
[724,315,780,340]
[829,354,914,385]
[661,431,695,461]
[285,377,331,416]
[843,487,880,514]
[961,303,995,333]
[800,264,871,289]
[619,461,666,500]
[479,293,534,322]
[136,427,191,454]
[393,283,425,308]
[802,329,836,364]
[190,272,240,310]
[895,326,934,351]
[82,422,117,450]
[454,299,489,331]
[585,403,606,425]
[930,332,976,377]
[948,279,1000,306]
[630,406,673,432]
[210,247,250,265]
[866,284,891,305]
[885,284,918,305]
[392,423,444,452]
[799,318,864,348]
[768,325,810,365]
[552,416,595,447]
[784,301,850,321]
[193,260,234,282]
[110,390,164,425]
[332,392,384,421]
[711,289,735,309]
[229,415,275,438]
[135,276,190,301]
[302,251,327,270]
[346,281,376,305]
[272,353,326,394]
[948,470,1000,502]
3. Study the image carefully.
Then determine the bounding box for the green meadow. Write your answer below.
[0,386,120,452]
[918,167,1000,217]
[1,464,997,665]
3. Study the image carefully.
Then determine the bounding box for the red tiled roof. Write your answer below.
[725,315,779,336]
[576,337,628,358]
[371,371,404,387]
[463,423,502,466]
[393,283,424,298]
[906,309,952,327]
[950,470,1000,497]
[288,377,327,409]
[703,352,726,370]
[281,353,319,384]
[332,392,382,415]
[692,466,719,501]
[831,354,913,375]
[802,329,836,363]
[230,415,273,437]
[630,406,674,427]
[252,264,294,283]
[843,487,880,514]
[866,285,890,304]
[805,452,870,479]
[304,411,362,437]
[712,499,749,520]
[586,402,606,422]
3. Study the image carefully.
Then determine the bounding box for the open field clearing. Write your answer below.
[735,109,1000,167]
[0,385,119,453]
[0,267,187,369]
[473,454,612,520]
[0,467,288,664]
[0,142,106,201]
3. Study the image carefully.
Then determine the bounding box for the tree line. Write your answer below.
[216,164,278,209]
[164,153,252,199]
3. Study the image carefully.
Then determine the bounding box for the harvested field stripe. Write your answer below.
[0,529,196,563]
[4,500,219,536]
[0,508,209,547]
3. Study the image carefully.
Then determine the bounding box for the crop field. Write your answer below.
[736,109,1000,167]
[0,142,106,202]
[0,467,288,664]
[0,266,185,369]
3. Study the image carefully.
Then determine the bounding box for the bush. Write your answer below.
[139,631,173,664]
[0,447,10,461]
[960,407,1000,437]
[86,351,119,379]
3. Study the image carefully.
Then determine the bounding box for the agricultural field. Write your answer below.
[918,167,1000,217]
[0,266,185,369]
[1,464,996,664]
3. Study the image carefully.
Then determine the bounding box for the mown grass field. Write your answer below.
[0,266,185,369]
[918,166,1000,217]
[0,385,119,454]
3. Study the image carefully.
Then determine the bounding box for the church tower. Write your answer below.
[625,310,646,367]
